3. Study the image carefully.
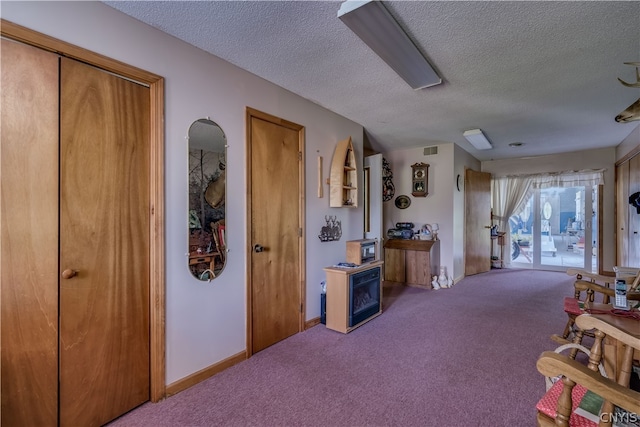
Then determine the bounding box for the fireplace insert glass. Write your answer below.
[349,267,381,327]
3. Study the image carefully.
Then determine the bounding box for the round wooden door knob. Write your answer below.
[62,269,77,279]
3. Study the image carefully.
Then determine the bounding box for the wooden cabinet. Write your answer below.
[329,136,358,207]
[323,261,383,333]
[383,239,439,288]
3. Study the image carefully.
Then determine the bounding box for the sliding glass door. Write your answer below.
[510,185,598,272]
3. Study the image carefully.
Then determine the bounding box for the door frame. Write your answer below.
[364,154,384,270]
[513,185,598,273]
[245,107,306,357]
[1,20,167,401]
[364,154,383,242]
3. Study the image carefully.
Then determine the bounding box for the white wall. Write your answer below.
[381,143,480,282]
[1,1,364,385]
[383,144,455,279]
[482,147,617,271]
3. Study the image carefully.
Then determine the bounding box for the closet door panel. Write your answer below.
[0,39,60,426]
[629,154,640,266]
[59,57,150,426]
[617,161,630,266]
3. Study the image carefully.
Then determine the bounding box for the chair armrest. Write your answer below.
[568,268,640,292]
[575,315,640,350]
[536,351,640,414]
[574,280,614,296]
[574,280,640,301]
[567,268,616,284]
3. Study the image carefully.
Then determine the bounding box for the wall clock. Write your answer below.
[411,162,429,197]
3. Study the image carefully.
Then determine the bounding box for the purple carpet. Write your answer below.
[109,268,572,426]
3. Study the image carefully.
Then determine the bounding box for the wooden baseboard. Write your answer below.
[165,351,246,397]
[305,317,321,329]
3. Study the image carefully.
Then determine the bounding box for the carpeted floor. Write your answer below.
[109,268,574,426]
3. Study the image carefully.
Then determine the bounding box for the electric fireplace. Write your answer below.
[323,261,383,334]
[349,267,381,327]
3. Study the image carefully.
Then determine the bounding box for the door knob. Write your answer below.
[253,244,265,253]
[62,269,77,279]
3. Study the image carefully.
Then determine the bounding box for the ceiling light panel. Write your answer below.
[463,129,493,150]
[338,0,442,90]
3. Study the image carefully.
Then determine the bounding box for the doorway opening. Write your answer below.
[510,185,598,272]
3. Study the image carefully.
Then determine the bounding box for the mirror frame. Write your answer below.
[187,118,227,281]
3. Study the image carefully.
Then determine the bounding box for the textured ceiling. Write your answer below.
[104,1,640,161]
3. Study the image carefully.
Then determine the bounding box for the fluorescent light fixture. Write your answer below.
[338,1,441,90]
[463,129,493,150]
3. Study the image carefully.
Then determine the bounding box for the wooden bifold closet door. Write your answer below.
[1,36,60,427]
[1,38,150,426]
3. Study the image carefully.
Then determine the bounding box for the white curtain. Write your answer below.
[490,169,605,266]
[491,176,533,265]
[524,169,605,200]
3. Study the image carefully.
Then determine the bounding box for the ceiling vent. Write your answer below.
[423,146,438,156]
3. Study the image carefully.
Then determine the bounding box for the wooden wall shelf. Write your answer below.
[329,137,358,208]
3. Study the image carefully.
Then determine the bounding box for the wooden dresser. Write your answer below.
[384,239,440,288]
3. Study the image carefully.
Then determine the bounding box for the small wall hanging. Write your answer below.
[394,195,411,209]
[382,157,395,202]
[318,215,342,242]
[317,151,323,198]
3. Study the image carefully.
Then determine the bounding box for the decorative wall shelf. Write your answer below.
[329,137,358,208]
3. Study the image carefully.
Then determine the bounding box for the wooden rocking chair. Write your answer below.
[552,269,640,348]
[536,314,640,427]
[210,220,226,266]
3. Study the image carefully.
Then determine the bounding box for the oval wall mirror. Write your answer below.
[188,118,227,281]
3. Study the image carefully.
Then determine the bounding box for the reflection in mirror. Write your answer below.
[188,118,226,281]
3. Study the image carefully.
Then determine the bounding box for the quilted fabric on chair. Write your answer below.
[536,380,595,427]
[536,314,640,427]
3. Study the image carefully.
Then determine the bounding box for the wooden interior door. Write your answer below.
[247,108,304,354]
[465,169,492,276]
[1,38,60,427]
[59,58,150,425]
